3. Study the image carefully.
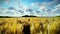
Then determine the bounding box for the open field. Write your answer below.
[0,17,60,34]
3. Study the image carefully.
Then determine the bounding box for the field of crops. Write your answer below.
[0,17,60,34]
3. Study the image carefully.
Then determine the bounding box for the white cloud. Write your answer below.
[55,4,60,8]
[47,0,57,5]
[30,0,60,16]
[0,0,60,17]
[51,4,60,16]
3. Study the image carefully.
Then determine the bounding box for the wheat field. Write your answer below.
[0,17,60,34]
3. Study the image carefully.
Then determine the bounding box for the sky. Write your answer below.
[0,0,60,17]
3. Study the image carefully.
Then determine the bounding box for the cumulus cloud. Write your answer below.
[30,0,60,16]
[0,0,60,17]
[51,4,60,16]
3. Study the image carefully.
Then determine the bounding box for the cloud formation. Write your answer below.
[0,0,60,17]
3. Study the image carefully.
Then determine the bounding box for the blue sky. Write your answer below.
[0,0,60,17]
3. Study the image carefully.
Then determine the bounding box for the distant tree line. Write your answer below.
[0,16,11,18]
[22,15,37,17]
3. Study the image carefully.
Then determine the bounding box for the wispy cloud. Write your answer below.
[0,0,60,17]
